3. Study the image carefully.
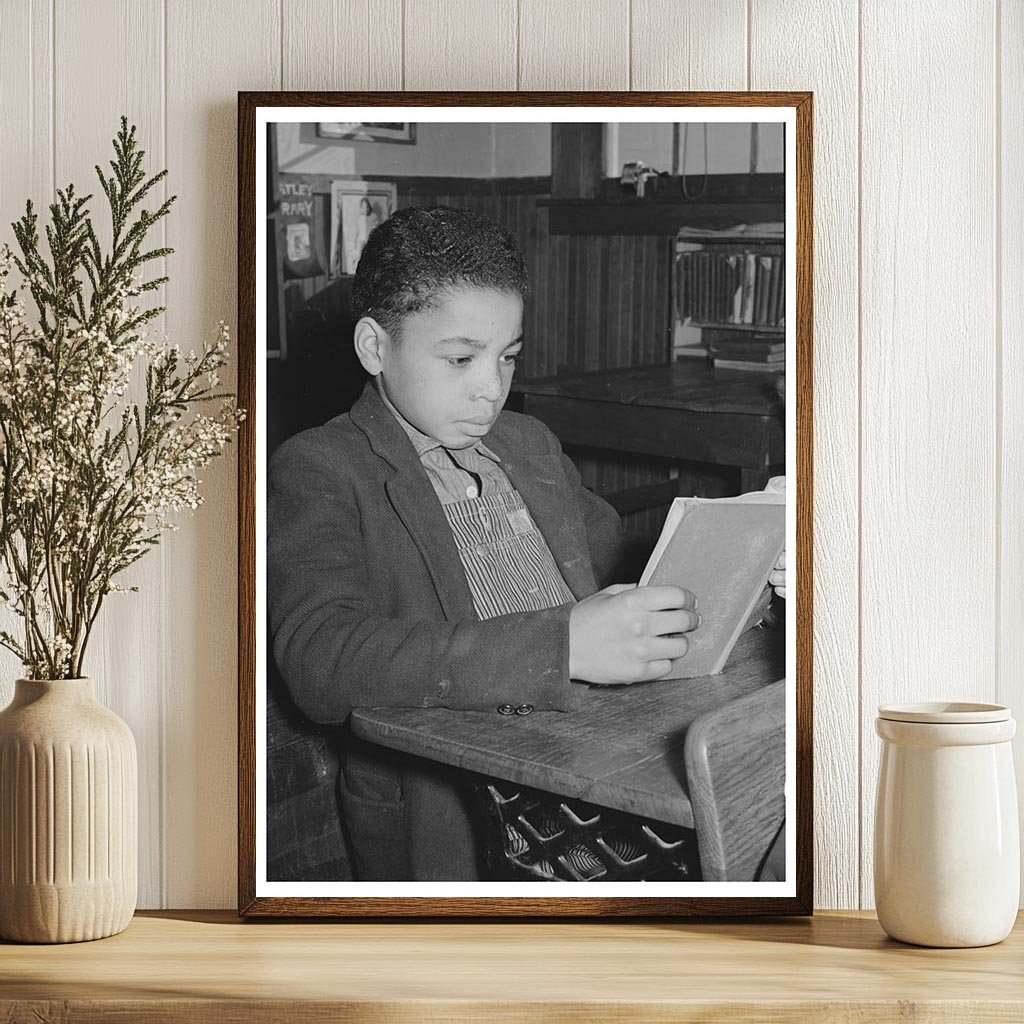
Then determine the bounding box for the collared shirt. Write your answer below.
[377,382,513,505]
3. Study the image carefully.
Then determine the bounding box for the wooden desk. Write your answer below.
[512,361,785,494]
[351,627,786,881]
[3,910,1022,1021]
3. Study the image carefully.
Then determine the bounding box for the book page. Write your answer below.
[639,491,785,678]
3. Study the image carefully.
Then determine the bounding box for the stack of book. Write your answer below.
[675,246,785,329]
[707,332,785,374]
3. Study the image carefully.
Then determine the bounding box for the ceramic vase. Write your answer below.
[0,678,137,943]
[874,701,1019,948]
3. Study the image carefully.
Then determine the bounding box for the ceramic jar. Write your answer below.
[0,678,137,943]
[874,702,1019,948]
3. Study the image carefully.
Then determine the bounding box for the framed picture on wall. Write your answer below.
[239,91,813,918]
[317,121,416,144]
[329,179,397,277]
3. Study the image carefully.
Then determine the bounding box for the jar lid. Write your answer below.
[877,701,1011,724]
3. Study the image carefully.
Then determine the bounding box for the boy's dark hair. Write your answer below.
[350,205,530,338]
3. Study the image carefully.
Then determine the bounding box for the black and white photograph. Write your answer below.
[244,97,810,916]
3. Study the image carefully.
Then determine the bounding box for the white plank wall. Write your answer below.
[162,0,280,909]
[519,0,629,89]
[633,0,746,91]
[54,0,168,910]
[749,0,861,912]
[0,2,52,690]
[405,0,517,90]
[859,0,999,908]
[0,0,1020,910]
[1002,0,1024,902]
[283,0,403,91]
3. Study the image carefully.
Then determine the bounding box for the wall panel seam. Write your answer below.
[994,0,1003,706]
[29,0,34,188]
[855,0,864,910]
[160,0,169,910]
[515,0,521,89]
[746,0,752,90]
[50,0,55,197]
[627,0,633,91]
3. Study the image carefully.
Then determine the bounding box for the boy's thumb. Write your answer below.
[601,583,638,595]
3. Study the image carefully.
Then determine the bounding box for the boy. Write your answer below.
[269,206,702,881]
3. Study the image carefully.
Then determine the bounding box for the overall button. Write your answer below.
[497,704,516,716]
[515,704,534,716]
[465,484,479,499]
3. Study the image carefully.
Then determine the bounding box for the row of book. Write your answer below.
[675,248,786,328]
[707,332,785,374]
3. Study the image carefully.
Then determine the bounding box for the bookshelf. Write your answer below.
[673,231,786,371]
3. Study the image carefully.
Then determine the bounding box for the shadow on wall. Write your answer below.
[269,278,370,455]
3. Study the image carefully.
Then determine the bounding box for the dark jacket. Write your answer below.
[268,382,624,879]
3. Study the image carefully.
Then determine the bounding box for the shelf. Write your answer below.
[541,172,785,237]
[2,910,1022,1021]
[541,198,784,236]
[690,322,786,334]
[677,234,784,247]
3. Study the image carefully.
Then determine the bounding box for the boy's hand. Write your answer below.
[569,583,700,686]
[768,549,787,599]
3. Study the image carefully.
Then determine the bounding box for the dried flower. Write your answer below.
[0,117,244,679]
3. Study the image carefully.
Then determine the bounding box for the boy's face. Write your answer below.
[368,285,523,450]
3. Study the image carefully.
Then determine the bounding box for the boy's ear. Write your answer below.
[353,316,390,376]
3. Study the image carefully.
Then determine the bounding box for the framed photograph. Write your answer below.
[239,92,812,917]
[317,121,416,144]
[329,179,397,277]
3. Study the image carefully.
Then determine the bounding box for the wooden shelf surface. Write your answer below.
[541,199,783,235]
[2,910,1024,1021]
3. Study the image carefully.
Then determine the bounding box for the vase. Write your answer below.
[0,678,137,943]
[874,701,1019,948]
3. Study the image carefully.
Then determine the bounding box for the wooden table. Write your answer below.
[351,626,786,882]
[512,361,785,494]
[3,910,1022,1021]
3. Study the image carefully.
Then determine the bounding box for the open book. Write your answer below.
[638,486,786,679]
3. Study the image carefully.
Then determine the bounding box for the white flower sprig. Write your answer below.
[0,118,243,680]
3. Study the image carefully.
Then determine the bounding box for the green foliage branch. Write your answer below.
[0,117,243,679]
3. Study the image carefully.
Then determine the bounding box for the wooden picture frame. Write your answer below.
[239,91,813,917]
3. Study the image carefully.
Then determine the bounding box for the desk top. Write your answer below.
[351,626,784,829]
[3,910,1023,1021]
[513,361,783,417]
